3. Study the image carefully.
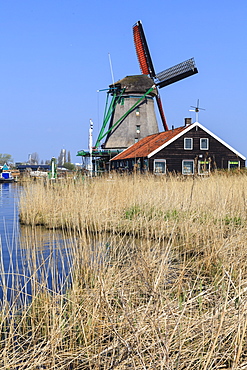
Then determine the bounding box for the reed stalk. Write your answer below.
[0,172,247,368]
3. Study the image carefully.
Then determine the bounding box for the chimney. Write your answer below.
[184,118,192,127]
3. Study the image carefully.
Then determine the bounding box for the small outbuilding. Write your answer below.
[110,119,246,175]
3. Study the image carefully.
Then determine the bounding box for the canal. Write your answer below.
[0,182,165,309]
[0,183,74,305]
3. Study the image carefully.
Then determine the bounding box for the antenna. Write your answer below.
[108,53,115,86]
[189,99,205,122]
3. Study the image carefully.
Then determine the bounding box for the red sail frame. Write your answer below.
[156,94,168,131]
[133,23,150,75]
[133,21,168,131]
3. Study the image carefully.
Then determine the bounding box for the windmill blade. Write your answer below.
[133,21,156,78]
[133,21,198,132]
[155,93,168,131]
[155,58,198,88]
[133,21,168,130]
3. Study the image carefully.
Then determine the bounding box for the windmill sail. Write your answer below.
[155,58,198,88]
[133,20,198,131]
[133,21,168,130]
[133,20,156,78]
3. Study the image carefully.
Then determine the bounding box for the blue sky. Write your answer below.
[0,0,246,164]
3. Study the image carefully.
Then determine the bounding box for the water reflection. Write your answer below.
[0,183,174,308]
[0,183,20,302]
[0,183,74,305]
[17,226,74,305]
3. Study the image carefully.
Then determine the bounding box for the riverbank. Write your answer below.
[2,172,247,368]
[19,171,247,240]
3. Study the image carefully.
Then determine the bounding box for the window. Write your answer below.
[184,138,193,150]
[182,160,194,175]
[154,159,166,174]
[228,161,240,170]
[198,161,210,175]
[200,138,209,150]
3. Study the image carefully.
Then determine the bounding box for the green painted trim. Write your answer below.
[98,85,155,143]
[95,88,126,148]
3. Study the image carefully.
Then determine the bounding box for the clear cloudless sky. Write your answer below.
[0,0,246,164]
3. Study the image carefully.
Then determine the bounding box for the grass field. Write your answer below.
[1,172,247,368]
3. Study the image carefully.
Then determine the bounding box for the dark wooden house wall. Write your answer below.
[111,126,245,173]
[150,126,245,173]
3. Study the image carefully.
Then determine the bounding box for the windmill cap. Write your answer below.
[109,75,157,96]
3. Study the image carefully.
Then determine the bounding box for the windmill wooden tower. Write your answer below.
[103,75,159,149]
[94,20,198,150]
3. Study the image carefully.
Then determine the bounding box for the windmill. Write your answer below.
[92,21,199,150]
[133,20,198,131]
[189,99,205,122]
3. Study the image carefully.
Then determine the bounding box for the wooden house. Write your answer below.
[110,119,246,175]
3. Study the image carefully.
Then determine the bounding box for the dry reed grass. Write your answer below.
[1,172,247,368]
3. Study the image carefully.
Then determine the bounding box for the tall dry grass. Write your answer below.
[1,172,247,368]
[19,172,247,243]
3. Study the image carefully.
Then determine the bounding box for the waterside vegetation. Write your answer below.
[2,172,247,368]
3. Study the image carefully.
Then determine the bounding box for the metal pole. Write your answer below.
[89,119,93,177]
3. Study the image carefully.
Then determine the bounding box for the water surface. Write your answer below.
[0,183,73,304]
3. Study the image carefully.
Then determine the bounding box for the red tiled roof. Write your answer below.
[111,126,187,160]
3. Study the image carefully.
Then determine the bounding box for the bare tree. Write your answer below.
[0,153,14,166]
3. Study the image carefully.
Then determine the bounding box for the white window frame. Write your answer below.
[198,160,210,175]
[154,159,166,174]
[184,138,193,150]
[228,161,240,170]
[200,138,209,150]
[182,160,194,175]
